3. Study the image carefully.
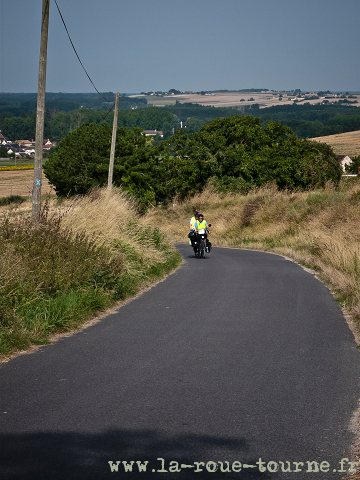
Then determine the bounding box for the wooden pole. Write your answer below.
[32,0,50,219]
[108,92,120,189]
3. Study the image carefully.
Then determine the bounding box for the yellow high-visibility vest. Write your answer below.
[196,220,207,233]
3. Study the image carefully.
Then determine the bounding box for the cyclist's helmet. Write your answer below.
[194,211,199,216]
[199,214,204,218]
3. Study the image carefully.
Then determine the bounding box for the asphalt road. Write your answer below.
[1,245,360,480]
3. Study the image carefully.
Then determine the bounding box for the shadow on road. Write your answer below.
[0,428,275,480]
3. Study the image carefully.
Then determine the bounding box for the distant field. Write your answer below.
[310,130,360,157]
[131,92,360,109]
[0,170,52,198]
[0,158,34,167]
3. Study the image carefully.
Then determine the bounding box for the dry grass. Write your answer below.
[0,187,173,269]
[55,188,166,267]
[349,409,360,480]
[310,130,360,157]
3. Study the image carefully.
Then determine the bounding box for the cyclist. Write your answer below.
[194,213,210,252]
[188,211,199,248]
[189,211,199,231]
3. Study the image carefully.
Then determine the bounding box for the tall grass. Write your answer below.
[0,188,181,360]
[145,179,360,333]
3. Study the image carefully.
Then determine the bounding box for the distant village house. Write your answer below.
[143,130,163,137]
[337,154,352,172]
[2,138,56,157]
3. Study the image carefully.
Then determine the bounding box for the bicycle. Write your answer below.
[196,223,211,259]
[199,234,206,258]
[188,224,211,259]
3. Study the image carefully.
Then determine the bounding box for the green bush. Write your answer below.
[163,116,343,198]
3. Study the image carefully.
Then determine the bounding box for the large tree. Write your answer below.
[43,123,169,210]
[163,115,342,196]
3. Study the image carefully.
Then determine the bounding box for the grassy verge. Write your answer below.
[0,188,182,361]
[145,178,360,338]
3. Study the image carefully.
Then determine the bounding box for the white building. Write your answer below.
[337,154,353,172]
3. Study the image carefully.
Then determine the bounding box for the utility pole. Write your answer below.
[32,0,50,219]
[108,92,120,189]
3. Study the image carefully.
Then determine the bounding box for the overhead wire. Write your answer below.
[53,0,116,120]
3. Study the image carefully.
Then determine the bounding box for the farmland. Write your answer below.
[0,169,52,198]
[132,91,360,109]
[310,130,360,157]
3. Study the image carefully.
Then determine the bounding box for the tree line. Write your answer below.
[0,92,147,114]
[257,103,360,138]
[0,107,175,143]
[1,96,359,144]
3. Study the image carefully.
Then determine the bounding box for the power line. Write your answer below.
[54,0,111,103]
[102,103,116,122]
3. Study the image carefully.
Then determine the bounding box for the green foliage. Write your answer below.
[43,123,170,210]
[163,103,241,123]
[0,113,36,140]
[44,116,342,210]
[185,117,207,133]
[0,145,10,157]
[0,92,147,116]
[345,155,360,174]
[254,103,360,138]
[0,97,173,142]
[161,102,360,138]
[117,107,175,133]
[162,116,342,197]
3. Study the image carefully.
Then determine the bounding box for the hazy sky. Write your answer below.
[1,0,359,93]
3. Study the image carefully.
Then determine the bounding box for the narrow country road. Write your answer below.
[1,245,359,480]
